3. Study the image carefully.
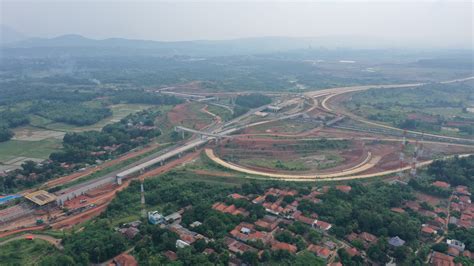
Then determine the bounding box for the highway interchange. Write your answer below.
[56,76,474,203]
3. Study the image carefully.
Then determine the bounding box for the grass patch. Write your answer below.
[207,105,233,121]
[0,138,62,162]
[239,158,310,171]
[0,239,61,265]
[38,103,155,132]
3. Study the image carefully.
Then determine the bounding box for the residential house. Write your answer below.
[307,244,331,260]
[447,239,465,252]
[313,220,332,231]
[432,181,450,189]
[148,211,165,225]
[388,236,405,247]
[255,215,280,231]
[271,240,297,254]
[430,251,454,266]
[335,185,352,193]
[109,254,138,266]
[224,237,257,254]
[163,251,177,261]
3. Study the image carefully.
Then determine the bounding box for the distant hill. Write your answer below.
[2,34,397,57]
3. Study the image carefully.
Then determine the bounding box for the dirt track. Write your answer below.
[320,88,474,144]
[205,148,472,182]
[0,233,63,249]
[205,148,380,179]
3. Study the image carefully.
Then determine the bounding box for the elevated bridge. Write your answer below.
[174,126,226,139]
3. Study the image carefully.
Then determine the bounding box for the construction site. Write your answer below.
[1,76,473,240]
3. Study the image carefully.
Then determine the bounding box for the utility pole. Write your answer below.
[141,181,146,219]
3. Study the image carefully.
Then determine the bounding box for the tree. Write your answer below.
[265,194,278,203]
[39,254,75,266]
[194,239,207,253]
[294,251,324,266]
[241,251,258,265]
[432,243,448,253]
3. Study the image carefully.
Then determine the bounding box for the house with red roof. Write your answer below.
[229,193,248,200]
[163,250,178,261]
[108,254,138,266]
[224,237,258,254]
[345,247,360,257]
[293,210,316,225]
[455,186,471,196]
[230,222,273,244]
[255,215,280,231]
[421,225,437,237]
[405,201,420,211]
[359,232,378,246]
[307,244,331,260]
[271,240,297,253]
[313,219,332,231]
[252,195,266,204]
[430,251,454,266]
[335,185,352,193]
[212,202,249,217]
[391,207,405,214]
[432,181,451,189]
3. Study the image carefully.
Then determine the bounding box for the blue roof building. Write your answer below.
[388,236,405,247]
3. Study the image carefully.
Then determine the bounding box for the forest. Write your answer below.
[31,101,112,126]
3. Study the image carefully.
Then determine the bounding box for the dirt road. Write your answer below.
[0,233,63,249]
[205,148,473,182]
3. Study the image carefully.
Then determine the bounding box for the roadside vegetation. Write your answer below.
[347,81,474,137]
[0,108,172,193]
[0,239,64,265]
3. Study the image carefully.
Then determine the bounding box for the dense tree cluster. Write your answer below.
[111,90,182,105]
[0,82,100,106]
[235,94,272,108]
[426,155,474,188]
[0,160,70,194]
[407,155,473,198]
[299,183,420,241]
[31,101,112,126]
[0,110,29,142]
[50,109,162,164]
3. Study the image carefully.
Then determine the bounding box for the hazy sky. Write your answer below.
[1,0,472,48]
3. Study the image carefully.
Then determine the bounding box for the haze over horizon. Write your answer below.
[1,0,473,49]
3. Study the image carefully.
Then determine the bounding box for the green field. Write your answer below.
[0,239,61,265]
[346,81,474,137]
[0,138,62,162]
[206,104,233,121]
[240,158,310,171]
[1,104,172,166]
[30,103,154,132]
